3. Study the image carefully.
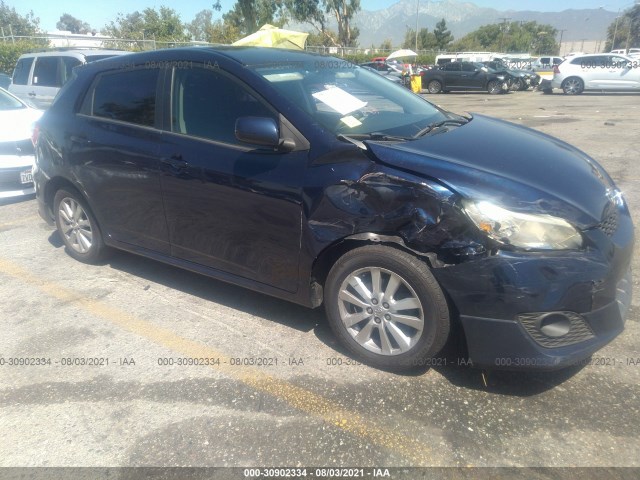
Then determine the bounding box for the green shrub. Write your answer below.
[0,41,46,75]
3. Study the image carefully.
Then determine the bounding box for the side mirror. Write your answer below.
[235,116,280,147]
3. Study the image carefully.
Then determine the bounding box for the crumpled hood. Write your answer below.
[365,114,616,228]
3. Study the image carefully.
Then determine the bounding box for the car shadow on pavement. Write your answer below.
[47,229,587,395]
[313,312,588,397]
[105,244,323,334]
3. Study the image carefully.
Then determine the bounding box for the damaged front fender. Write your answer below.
[307,164,488,267]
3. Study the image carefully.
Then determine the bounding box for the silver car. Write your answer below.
[551,53,640,94]
[8,49,128,109]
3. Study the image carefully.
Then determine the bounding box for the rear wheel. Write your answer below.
[54,189,106,263]
[427,80,443,94]
[325,245,450,370]
[487,80,502,94]
[562,77,584,95]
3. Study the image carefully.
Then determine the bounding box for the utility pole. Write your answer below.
[612,9,621,50]
[557,29,567,56]
[498,17,510,53]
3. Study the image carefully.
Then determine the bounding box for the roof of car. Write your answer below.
[85,46,337,69]
[19,49,127,58]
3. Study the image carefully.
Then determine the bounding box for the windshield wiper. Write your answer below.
[337,132,409,148]
[413,117,469,139]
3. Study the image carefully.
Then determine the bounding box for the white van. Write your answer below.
[9,49,128,109]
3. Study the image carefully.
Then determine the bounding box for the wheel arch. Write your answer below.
[44,177,104,234]
[309,233,438,308]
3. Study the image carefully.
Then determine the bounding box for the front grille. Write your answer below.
[598,203,619,237]
[518,311,595,348]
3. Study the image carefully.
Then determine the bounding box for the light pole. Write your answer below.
[415,0,419,52]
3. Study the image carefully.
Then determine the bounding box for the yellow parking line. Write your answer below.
[0,256,437,466]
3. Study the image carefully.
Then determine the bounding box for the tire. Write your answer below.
[54,188,106,264]
[510,78,524,91]
[325,245,450,371]
[427,80,443,94]
[562,77,584,95]
[487,80,502,94]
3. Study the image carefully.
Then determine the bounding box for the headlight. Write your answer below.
[464,200,583,250]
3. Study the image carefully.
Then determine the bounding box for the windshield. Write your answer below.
[253,59,448,139]
[0,88,25,110]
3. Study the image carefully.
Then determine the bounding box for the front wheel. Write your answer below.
[54,189,106,263]
[487,80,502,94]
[325,245,450,370]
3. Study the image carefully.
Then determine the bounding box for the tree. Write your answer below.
[306,29,338,47]
[433,18,452,50]
[56,13,91,34]
[604,4,640,51]
[223,0,286,37]
[284,0,361,47]
[0,0,40,36]
[402,28,437,50]
[379,38,392,50]
[450,21,558,54]
[103,7,190,43]
[188,9,215,42]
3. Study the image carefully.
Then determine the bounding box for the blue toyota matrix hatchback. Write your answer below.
[33,47,634,371]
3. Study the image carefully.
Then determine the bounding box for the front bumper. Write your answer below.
[434,206,634,370]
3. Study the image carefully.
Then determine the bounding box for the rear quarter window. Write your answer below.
[85,68,160,127]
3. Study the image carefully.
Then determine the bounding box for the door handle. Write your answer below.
[28,92,36,97]
[161,155,188,171]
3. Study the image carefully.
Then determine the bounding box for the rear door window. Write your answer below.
[32,57,60,87]
[12,57,34,85]
[87,68,160,127]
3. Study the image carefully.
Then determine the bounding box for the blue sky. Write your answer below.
[10,0,636,32]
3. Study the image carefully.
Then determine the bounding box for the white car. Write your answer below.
[551,53,640,94]
[0,88,43,199]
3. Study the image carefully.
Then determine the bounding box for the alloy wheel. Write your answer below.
[58,197,93,254]
[337,267,424,356]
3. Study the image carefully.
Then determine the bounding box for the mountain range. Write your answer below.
[294,0,618,48]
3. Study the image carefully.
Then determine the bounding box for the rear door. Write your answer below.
[74,66,170,253]
[459,62,482,89]
[28,56,63,109]
[442,62,462,89]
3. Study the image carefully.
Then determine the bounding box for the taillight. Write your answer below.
[31,124,39,147]
[553,65,560,74]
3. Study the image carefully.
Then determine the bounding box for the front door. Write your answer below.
[159,65,306,292]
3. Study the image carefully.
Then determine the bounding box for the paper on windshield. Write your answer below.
[339,115,362,128]
[312,87,367,116]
